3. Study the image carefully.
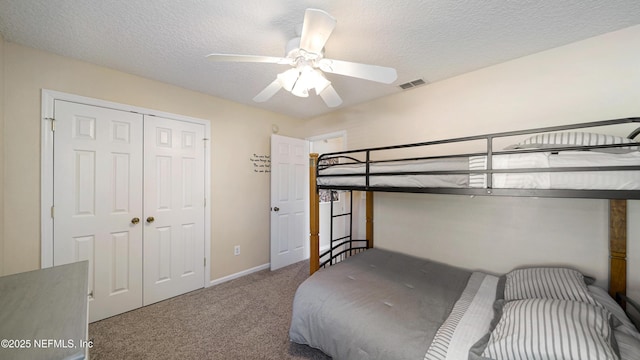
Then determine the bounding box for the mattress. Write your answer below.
[290,250,640,360]
[317,151,640,190]
[317,157,470,188]
[289,249,499,360]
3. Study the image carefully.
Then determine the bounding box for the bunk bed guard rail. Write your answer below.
[315,117,640,200]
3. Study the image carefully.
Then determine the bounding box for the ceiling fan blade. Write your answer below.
[299,9,337,54]
[318,84,343,108]
[253,80,283,102]
[318,58,397,84]
[206,54,291,65]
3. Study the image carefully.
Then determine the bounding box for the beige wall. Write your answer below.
[0,41,303,280]
[299,25,640,299]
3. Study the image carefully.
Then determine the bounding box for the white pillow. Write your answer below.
[482,299,618,360]
[504,267,598,305]
[506,131,638,153]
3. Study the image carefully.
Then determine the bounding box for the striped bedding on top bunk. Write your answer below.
[316,151,640,190]
[317,128,640,190]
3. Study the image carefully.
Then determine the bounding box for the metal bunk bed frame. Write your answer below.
[319,190,369,268]
[309,117,640,301]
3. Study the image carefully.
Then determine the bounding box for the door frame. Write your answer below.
[40,89,212,286]
[307,131,348,254]
[306,130,347,147]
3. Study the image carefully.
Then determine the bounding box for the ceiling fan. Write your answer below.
[206,9,398,108]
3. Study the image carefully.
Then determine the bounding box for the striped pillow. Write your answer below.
[507,131,638,153]
[504,267,598,305]
[468,156,487,188]
[482,299,618,360]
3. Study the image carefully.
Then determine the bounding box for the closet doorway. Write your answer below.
[41,91,211,322]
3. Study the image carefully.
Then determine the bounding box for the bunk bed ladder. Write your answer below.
[310,153,373,273]
[329,191,352,265]
[317,190,371,269]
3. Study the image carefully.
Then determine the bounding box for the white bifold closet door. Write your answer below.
[53,101,205,322]
[143,115,205,305]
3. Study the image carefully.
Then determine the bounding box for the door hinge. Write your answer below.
[204,197,206,207]
[51,206,55,218]
[45,117,55,131]
[204,257,206,267]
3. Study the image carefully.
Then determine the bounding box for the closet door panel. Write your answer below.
[143,116,205,305]
[53,100,144,322]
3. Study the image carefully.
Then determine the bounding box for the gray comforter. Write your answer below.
[289,249,471,360]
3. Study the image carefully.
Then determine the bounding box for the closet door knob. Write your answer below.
[131,217,140,224]
[273,207,280,212]
[146,216,155,223]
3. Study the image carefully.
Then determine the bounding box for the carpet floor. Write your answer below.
[88,260,331,359]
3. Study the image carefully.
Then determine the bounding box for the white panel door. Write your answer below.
[270,135,309,270]
[53,100,144,322]
[143,116,205,305]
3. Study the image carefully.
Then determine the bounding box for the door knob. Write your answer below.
[131,217,140,224]
[273,207,280,212]
[146,216,155,223]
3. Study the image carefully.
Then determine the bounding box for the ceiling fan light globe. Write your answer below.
[311,70,331,94]
[277,68,299,92]
[293,67,314,90]
[291,83,309,97]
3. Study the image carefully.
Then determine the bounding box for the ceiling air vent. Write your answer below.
[399,78,427,90]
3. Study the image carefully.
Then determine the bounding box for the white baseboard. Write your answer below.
[208,263,270,287]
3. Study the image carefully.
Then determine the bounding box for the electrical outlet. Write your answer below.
[234,245,240,256]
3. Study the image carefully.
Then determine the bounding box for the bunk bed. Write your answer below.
[289,117,640,360]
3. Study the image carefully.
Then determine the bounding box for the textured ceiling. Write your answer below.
[1,1,640,119]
